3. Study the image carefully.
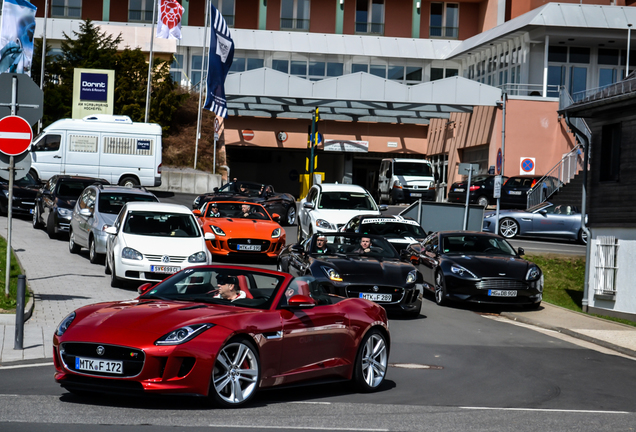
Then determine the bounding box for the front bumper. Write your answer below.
[392,187,435,203]
[443,275,542,305]
[205,237,285,259]
[327,281,422,314]
[115,257,211,283]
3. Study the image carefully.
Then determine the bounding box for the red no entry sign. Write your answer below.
[242,129,254,141]
[0,115,33,156]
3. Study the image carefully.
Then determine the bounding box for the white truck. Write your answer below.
[30,115,162,187]
[377,158,437,204]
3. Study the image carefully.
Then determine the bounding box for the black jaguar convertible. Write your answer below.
[277,232,423,317]
[405,231,543,309]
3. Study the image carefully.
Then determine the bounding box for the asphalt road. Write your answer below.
[1,192,614,431]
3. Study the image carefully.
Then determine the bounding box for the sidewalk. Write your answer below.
[2,215,636,364]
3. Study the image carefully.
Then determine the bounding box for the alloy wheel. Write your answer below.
[359,332,388,388]
[499,218,519,238]
[211,340,259,406]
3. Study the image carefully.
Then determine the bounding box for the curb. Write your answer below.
[500,310,636,359]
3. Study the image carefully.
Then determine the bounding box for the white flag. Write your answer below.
[156,0,184,40]
[0,0,37,75]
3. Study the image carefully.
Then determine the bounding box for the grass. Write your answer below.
[0,236,30,313]
[525,254,636,327]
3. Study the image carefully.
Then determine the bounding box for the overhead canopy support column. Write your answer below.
[543,35,549,97]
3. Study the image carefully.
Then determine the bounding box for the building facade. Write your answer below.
[20,0,636,198]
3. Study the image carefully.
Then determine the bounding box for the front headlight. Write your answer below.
[316,219,335,230]
[122,247,143,260]
[272,228,281,238]
[193,197,201,208]
[56,311,76,336]
[188,251,207,263]
[1,190,8,198]
[526,266,541,281]
[209,225,226,236]
[322,266,343,282]
[57,207,72,217]
[450,265,477,278]
[155,324,214,346]
[484,213,496,219]
[393,179,402,189]
[406,270,417,284]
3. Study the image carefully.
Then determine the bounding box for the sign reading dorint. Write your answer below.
[72,68,115,119]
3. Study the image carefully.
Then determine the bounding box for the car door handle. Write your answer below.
[54,155,62,159]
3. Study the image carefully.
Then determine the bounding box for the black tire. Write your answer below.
[297,220,304,243]
[578,229,588,245]
[434,272,448,306]
[89,237,103,264]
[119,176,140,188]
[68,229,81,254]
[104,255,111,275]
[110,259,123,288]
[285,205,297,226]
[209,338,260,407]
[388,194,395,205]
[352,328,389,392]
[32,205,43,229]
[477,195,489,207]
[29,168,40,184]
[46,212,57,239]
[499,218,519,239]
[406,302,422,318]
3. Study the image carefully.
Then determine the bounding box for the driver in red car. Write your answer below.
[214,275,246,301]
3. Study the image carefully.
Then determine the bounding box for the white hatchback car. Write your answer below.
[105,202,213,287]
[297,183,387,242]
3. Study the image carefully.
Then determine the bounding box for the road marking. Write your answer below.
[460,406,632,414]
[0,362,53,370]
[208,425,388,431]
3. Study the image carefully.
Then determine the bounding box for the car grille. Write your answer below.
[345,285,404,304]
[475,279,529,290]
[227,239,270,251]
[406,185,429,190]
[145,254,187,263]
[60,342,145,378]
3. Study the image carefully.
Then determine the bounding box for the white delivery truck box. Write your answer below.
[30,115,162,187]
[377,158,436,204]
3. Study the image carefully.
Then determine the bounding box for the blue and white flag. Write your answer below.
[203,3,234,118]
[0,0,37,75]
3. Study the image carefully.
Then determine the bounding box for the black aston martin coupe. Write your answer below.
[277,232,423,317]
[405,231,543,309]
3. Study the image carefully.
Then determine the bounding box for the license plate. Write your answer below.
[488,290,517,297]
[75,356,123,374]
[360,293,392,302]
[150,265,180,274]
[237,244,261,251]
[410,193,422,197]
[454,188,465,192]
[507,191,522,195]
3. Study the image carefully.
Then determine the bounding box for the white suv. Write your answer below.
[105,202,213,287]
[297,183,386,242]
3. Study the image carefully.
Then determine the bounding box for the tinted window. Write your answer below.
[32,134,61,152]
[205,202,270,220]
[98,193,158,215]
[394,162,433,176]
[57,180,101,198]
[318,191,376,210]
[441,234,516,256]
[360,220,425,238]
[309,233,398,258]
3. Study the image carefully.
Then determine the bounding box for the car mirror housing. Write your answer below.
[213,187,219,192]
[290,244,304,254]
[283,294,316,309]
[409,243,423,254]
[104,225,117,235]
[303,202,314,209]
[193,209,202,216]
[379,204,388,211]
[272,213,280,222]
[517,247,525,256]
[137,282,154,296]
[204,232,215,241]
[78,208,93,217]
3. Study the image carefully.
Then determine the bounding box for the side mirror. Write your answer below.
[104,225,117,235]
[379,204,388,211]
[290,244,304,254]
[213,187,219,192]
[137,282,154,296]
[204,232,215,241]
[272,213,280,222]
[303,202,315,210]
[517,247,525,256]
[79,208,93,217]
[283,294,316,309]
[409,243,423,254]
[193,209,202,216]
[42,189,51,196]
[539,210,547,215]
[399,248,411,261]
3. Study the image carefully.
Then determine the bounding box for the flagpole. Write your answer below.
[194,0,210,170]
[144,0,158,123]
[38,0,49,134]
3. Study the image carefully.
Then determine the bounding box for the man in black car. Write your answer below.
[353,236,372,254]
[315,235,330,254]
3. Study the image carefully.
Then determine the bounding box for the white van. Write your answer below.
[377,158,436,204]
[30,115,162,187]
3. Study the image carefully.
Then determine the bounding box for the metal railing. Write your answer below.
[559,86,591,147]
[571,79,636,104]
[355,22,384,35]
[429,26,459,39]
[498,83,560,97]
[526,144,584,208]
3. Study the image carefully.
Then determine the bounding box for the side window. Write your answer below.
[32,134,61,152]
[47,178,57,194]
[86,189,97,210]
[78,189,91,210]
[387,162,393,177]
[114,207,127,229]
[306,187,317,203]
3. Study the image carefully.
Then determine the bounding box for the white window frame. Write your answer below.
[430,2,459,39]
[594,236,619,297]
[51,0,82,18]
[280,0,310,31]
[128,0,154,23]
[355,0,385,35]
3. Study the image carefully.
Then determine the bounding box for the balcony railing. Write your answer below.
[281,18,309,31]
[429,26,458,39]
[355,22,384,35]
[571,79,636,103]
[499,83,560,97]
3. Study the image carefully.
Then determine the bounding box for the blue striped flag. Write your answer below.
[204,4,234,118]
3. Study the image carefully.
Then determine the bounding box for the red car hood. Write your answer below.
[200,217,280,237]
[66,300,262,344]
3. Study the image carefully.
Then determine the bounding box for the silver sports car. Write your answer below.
[482,202,587,244]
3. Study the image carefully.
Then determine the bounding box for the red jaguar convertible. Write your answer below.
[53,265,390,407]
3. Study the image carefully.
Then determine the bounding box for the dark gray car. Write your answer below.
[482,201,587,244]
[68,185,159,263]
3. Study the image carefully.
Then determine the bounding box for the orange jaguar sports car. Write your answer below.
[194,201,286,259]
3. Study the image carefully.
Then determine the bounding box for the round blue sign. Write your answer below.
[521,158,534,172]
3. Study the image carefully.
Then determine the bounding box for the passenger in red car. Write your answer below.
[215,275,246,301]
